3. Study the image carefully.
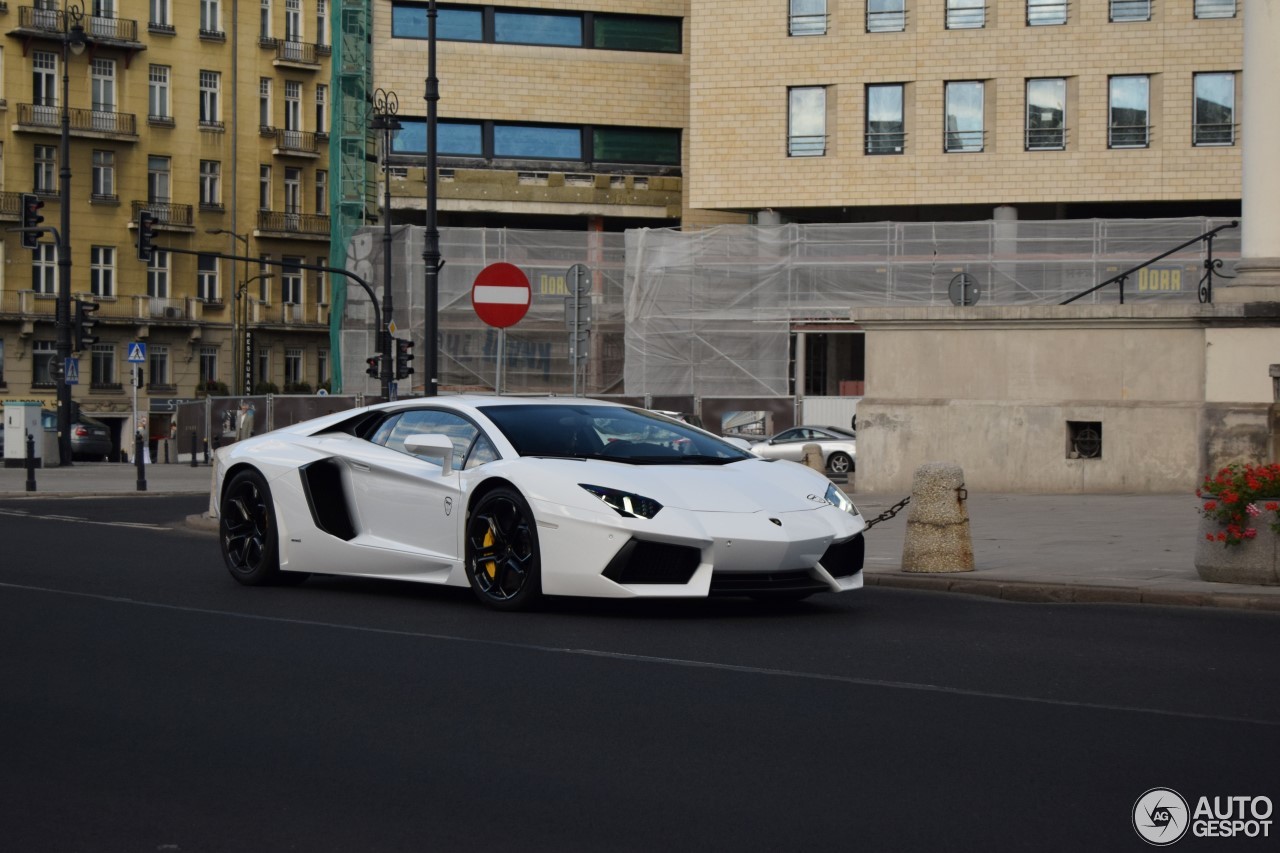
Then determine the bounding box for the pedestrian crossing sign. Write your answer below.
[64,358,79,386]
[127,342,147,363]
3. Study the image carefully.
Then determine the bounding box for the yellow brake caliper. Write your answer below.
[483,527,497,579]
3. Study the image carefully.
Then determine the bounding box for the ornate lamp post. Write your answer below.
[56,2,87,465]
[370,88,401,401]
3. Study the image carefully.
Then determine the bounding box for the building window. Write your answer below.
[284,168,302,215]
[316,0,328,45]
[317,349,329,387]
[90,246,116,298]
[199,70,221,127]
[789,0,826,36]
[285,348,303,386]
[33,51,57,112]
[866,84,905,154]
[198,254,220,301]
[284,81,301,131]
[1027,0,1067,25]
[149,65,171,121]
[788,86,827,156]
[33,341,57,386]
[33,244,57,295]
[90,58,116,113]
[1110,0,1150,22]
[90,343,116,386]
[315,170,328,214]
[200,160,222,207]
[867,0,905,32]
[1026,78,1066,150]
[258,257,273,302]
[285,0,302,41]
[149,345,170,387]
[1109,75,1150,148]
[92,149,116,199]
[200,345,218,384]
[200,0,222,34]
[260,0,272,39]
[392,3,680,53]
[282,257,303,304]
[148,250,170,298]
[494,10,579,45]
[593,15,681,51]
[315,84,327,134]
[947,0,985,29]
[34,145,57,193]
[315,262,328,305]
[259,78,272,129]
[945,81,985,152]
[259,165,272,210]
[1195,0,1236,18]
[593,128,680,165]
[256,347,271,385]
[1193,72,1235,146]
[493,125,582,160]
[148,155,170,203]
[150,0,172,28]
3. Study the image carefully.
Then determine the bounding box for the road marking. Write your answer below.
[0,579,1277,729]
[0,508,169,531]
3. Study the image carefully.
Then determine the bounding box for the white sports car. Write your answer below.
[211,396,866,610]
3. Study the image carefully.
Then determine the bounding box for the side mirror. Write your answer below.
[403,433,454,472]
[723,436,752,451]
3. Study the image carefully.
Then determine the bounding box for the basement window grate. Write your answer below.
[1067,421,1102,459]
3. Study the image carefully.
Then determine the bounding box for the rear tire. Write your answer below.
[827,452,853,474]
[465,487,542,611]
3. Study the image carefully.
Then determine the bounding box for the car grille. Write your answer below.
[708,570,828,596]
[602,539,701,585]
[819,533,865,578]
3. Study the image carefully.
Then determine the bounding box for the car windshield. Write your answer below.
[480,404,753,465]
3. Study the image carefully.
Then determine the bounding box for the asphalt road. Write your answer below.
[1,496,1277,852]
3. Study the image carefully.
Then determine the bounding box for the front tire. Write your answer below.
[220,468,291,586]
[465,487,542,611]
[827,452,853,474]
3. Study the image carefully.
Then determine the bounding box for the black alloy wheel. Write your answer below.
[465,487,542,610]
[221,468,289,585]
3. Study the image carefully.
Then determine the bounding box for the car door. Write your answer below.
[768,428,813,462]
[341,409,479,573]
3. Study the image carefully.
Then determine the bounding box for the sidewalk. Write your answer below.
[1,462,1277,612]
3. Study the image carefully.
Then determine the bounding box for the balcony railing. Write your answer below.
[1027,0,1068,25]
[18,5,141,45]
[865,130,906,155]
[944,129,986,153]
[257,210,332,237]
[787,135,827,157]
[1026,126,1067,151]
[275,39,322,66]
[131,200,193,228]
[788,14,827,36]
[0,191,22,220]
[275,129,320,155]
[17,103,138,137]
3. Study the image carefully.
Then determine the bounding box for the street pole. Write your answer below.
[207,229,249,393]
[371,89,401,401]
[56,3,86,466]
[423,0,440,397]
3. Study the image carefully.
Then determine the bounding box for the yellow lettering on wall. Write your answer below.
[540,274,568,295]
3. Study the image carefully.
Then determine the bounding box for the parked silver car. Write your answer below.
[750,425,856,474]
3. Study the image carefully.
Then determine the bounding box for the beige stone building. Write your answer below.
[1,0,333,458]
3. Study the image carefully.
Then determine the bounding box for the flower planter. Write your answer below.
[1194,509,1280,586]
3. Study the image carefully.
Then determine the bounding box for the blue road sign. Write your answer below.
[64,358,79,385]
[127,342,147,363]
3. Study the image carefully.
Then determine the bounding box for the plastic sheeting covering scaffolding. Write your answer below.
[340,217,1238,398]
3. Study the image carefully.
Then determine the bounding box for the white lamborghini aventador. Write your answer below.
[211,396,866,610]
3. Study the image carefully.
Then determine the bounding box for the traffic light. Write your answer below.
[132,365,145,388]
[73,299,100,351]
[394,337,415,380]
[136,210,158,261]
[365,355,382,378]
[21,193,44,250]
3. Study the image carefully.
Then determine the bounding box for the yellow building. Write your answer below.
[1,0,332,457]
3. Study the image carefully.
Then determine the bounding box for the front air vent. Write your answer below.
[602,540,700,585]
[819,533,865,578]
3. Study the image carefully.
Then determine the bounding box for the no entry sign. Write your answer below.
[472,262,531,328]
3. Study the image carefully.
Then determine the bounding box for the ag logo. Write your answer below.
[1133,788,1190,845]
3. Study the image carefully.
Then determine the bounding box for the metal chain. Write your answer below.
[864,484,967,530]
[864,495,910,530]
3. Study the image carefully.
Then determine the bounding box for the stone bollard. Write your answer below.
[802,443,824,472]
[901,462,974,573]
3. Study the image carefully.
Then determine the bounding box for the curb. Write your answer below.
[865,572,1280,613]
[186,512,219,533]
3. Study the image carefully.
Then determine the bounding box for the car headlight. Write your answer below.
[580,484,663,519]
[825,483,859,516]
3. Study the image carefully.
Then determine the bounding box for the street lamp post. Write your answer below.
[56,2,87,465]
[370,89,401,401]
[423,0,440,397]
[208,229,249,394]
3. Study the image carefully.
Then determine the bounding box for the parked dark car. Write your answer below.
[71,415,113,461]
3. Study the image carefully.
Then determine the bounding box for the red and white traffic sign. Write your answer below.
[472,262,531,328]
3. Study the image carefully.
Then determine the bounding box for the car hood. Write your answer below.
[525,457,835,514]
